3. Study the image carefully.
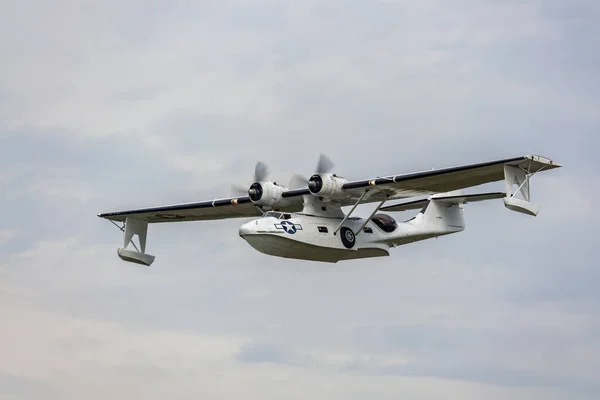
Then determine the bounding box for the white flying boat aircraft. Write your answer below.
[98,154,561,266]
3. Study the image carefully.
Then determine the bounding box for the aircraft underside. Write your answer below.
[242,233,390,262]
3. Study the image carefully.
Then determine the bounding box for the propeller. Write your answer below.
[230,184,248,197]
[253,161,269,182]
[288,173,310,189]
[229,160,271,198]
[288,153,335,188]
[316,153,335,174]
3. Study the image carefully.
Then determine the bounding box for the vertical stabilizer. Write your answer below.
[420,196,466,232]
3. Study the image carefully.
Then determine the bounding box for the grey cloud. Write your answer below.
[0,374,62,400]
[347,322,600,393]
[366,364,558,388]
[370,363,600,396]
[236,342,300,365]
[1,0,599,399]
[233,320,600,393]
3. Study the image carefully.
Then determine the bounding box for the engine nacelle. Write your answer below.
[248,181,289,209]
[308,173,348,199]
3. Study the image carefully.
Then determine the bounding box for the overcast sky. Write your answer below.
[1,0,598,399]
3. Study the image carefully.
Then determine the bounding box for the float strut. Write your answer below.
[333,190,369,235]
[355,196,389,236]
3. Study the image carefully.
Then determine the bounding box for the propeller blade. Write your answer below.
[253,161,269,182]
[230,184,248,197]
[289,174,309,189]
[315,153,334,174]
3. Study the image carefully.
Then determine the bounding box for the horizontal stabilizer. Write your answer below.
[380,198,428,212]
[431,192,506,204]
[381,192,506,212]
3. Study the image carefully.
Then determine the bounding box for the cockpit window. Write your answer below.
[262,212,293,219]
[262,211,282,218]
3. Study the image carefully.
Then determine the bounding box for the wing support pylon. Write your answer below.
[333,189,369,235]
[111,217,155,266]
[355,195,390,236]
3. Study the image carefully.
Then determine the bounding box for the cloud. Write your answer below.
[236,342,299,365]
[0,300,586,400]
[0,229,15,245]
[0,373,62,400]
[1,0,599,399]
[0,302,245,399]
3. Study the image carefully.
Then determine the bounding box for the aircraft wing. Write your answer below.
[98,155,560,223]
[97,195,304,223]
[338,154,561,204]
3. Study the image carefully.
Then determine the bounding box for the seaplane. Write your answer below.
[98,154,561,265]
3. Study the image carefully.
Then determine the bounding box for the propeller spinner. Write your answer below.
[229,160,272,201]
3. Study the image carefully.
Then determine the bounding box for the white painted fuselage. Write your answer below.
[238,200,466,263]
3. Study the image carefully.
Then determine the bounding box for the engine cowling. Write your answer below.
[248,181,288,208]
[308,173,348,199]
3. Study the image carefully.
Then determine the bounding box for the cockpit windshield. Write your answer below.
[262,211,282,218]
[262,212,293,219]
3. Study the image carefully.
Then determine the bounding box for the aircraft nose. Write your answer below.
[238,223,252,238]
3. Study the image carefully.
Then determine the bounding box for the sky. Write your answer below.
[1,0,599,399]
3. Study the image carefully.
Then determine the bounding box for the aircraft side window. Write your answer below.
[281,214,292,220]
[371,213,398,233]
[363,227,373,233]
[317,226,328,233]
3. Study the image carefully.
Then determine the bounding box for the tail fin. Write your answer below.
[421,195,466,231]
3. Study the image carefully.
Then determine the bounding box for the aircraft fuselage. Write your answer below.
[237,209,464,263]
